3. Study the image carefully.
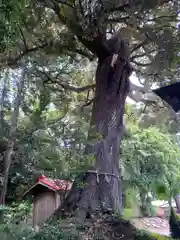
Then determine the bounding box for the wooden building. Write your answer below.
[24,175,72,228]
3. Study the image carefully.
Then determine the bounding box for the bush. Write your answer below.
[0,205,10,223]
[10,201,31,224]
[0,224,30,240]
[135,229,173,240]
[150,233,173,240]
[135,229,156,240]
[0,202,31,225]
[0,222,78,240]
[0,218,173,240]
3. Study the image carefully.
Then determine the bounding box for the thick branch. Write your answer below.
[130,51,155,61]
[56,82,95,93]
[145,13,179,22]
[38,0,110,57]
[55,0,73,8]
[130,40,147,54]
[0,43,48,68]
[131,60,151,67]
[75,48,95,61]
[105,16,129,23]
[47,0,97,54]
[18,26,28,50]
[105,1,132,14]
[39,69,96,93]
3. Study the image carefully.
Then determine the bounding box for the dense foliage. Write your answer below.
[122,109,180,216]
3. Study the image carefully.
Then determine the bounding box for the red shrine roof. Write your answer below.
[23,175,72,196]
[37,175,72,191]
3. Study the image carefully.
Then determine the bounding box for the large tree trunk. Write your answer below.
[174,195,180,213]
[62,38,132,219]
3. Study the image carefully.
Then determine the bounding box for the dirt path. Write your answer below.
[132,217,170,236]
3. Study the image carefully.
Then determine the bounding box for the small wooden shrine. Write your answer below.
[24,175,72,228]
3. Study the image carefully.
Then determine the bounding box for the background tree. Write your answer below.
[0,56,94,204]
[0,69,26,205]
[122,107,180,216]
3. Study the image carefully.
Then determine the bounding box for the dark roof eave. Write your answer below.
[23,182,57,198]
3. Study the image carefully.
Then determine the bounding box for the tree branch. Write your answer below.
[105,1,132,14]
[43,0,95,53]
[56,82,95,93]
[132,60,151,67]
[38,69,96,93]
[5,43,48,68]
[55,0,74,8]
[145,14,179,22]
[18,26,28,50]
[37,0,109,57]
[105,16,129,23]
[75,48,95,61]
[130,51,155,61]
[81,98,94,108]
[130,40,147,54]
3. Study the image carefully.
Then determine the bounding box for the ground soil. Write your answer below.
[133,217,170,236]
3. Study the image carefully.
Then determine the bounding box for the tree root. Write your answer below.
[51,212,158,240]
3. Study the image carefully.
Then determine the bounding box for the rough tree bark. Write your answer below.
[62,35,132,218]
[0,69,25,205]
[174,195,180,213]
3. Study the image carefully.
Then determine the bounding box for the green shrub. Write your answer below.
[10,201,31,224]
[0,219,173,240]
[0,202,31,225]
[151,232,173,240]
[135,229,156,240]
[0,224,32,240]
[0,205,10,223]
[135,229,173,240]
[0,221,80,240]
